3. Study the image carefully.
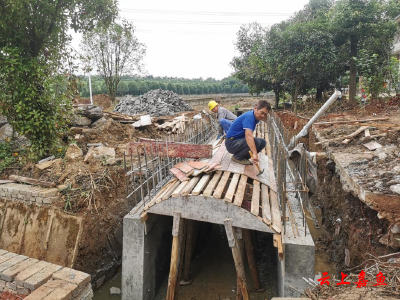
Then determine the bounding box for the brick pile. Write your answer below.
[0,184,59,205]
[0,250,92,299]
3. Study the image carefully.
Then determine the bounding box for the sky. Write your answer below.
[72,0,310,80]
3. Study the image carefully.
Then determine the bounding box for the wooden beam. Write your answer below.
[233,175,248,207]
[192,174,211,195]
[172,181,189,197]
[203,171,223,197]
[224,173,240,203]
[9,175,56,188]
[273,233,284,261]
[243,229,261,290]
[269,190,282,233]
[166,212,183,300]
[127,141,212,159]
[161,180,182,201]
[180,177,200,196]
[250,181,260,216]
[213,171,231,199]
[224,220,250,300]
[261,185,272,225]
[182,220,194,284]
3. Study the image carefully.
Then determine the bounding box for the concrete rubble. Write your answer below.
[113,89,193,116]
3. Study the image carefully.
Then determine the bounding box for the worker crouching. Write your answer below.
[208,100,237,138]
[225,100,271,165]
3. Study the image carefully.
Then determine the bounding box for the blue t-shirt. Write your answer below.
[226,110,259,139]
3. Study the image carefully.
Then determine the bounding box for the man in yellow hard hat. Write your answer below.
[208,100,237,138]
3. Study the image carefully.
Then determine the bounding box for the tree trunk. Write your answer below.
[349,36,358,104]
[316,86,323,102]
[273,84,280,109]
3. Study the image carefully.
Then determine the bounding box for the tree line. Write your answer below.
[78,76,250,97]
[232,0,400,114]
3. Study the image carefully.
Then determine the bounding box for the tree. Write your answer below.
[330,0,397,103]
[117,81,128,95]
[139,82,149,94]
[128,81,139,95]
[82,19,146,104]
[0,0,117,159]
[182,85,189,95]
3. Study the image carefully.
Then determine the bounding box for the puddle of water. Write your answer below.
[93,272,121,300]
[306,206,336,278]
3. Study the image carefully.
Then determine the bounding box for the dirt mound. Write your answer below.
[114,89,193,116]
[77,94,112,109]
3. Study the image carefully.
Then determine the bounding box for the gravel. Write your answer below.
[113,89,193,116]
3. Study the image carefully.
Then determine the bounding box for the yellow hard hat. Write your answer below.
[208,100,218,111]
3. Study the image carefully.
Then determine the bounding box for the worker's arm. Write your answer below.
[245,129,259,163]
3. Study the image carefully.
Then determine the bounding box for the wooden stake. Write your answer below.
[182,220,194,284]
[243,229,261,290]
[166,212,183,300]
[224,220,250,300]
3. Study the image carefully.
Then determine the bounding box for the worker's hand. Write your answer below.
[250,153,259,164]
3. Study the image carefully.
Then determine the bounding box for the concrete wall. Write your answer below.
[0,198,82,268]
[122,206,172,300]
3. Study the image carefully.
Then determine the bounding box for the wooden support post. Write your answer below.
[166,212,183,300]
[224,220,250,300]
[243,229,262,291]
[175,219,187,298]
[236,228,244,300]
[182,220,194,284]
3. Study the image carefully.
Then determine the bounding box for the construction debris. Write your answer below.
[113,89,193,116]
[9,175,56,188]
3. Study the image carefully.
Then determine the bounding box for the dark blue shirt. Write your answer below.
[226,110,259,139]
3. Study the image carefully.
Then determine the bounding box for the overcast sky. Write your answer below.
[73,0,310,80]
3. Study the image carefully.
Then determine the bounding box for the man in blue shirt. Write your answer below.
[225,100,271,165]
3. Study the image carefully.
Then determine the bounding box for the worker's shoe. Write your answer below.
[232,156,253,165]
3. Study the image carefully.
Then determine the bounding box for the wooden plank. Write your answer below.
[227,160,245,174]
[270,190,282,233]
[364,128,371,137]
[224,173,240,203]
[161,180,182,201]
[187,161,208,170]
[8,175,56,188]
[0,180,16,184]
[251,181,261,216]
[169,168,190,182]
[208,142,227,165]
[203,171,223,197]
[181,176,201,196]
[172,212,181,237]
[342,126,370,144]
[145,179,177,209]
[127,141,212,158]
[140,212,148,223]
[219,152,233,171]
[213,171,231,199]
[233,175,248,207]
[192,174,211,195]
[261,184,272,225]
[174,162,193,174]
[172,181,189,197]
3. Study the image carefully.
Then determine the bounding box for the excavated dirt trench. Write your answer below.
[276,111,398,275]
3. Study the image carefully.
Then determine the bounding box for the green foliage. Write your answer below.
[0,0,118,160]
[0,49,72,159]
[0,142,15,174]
